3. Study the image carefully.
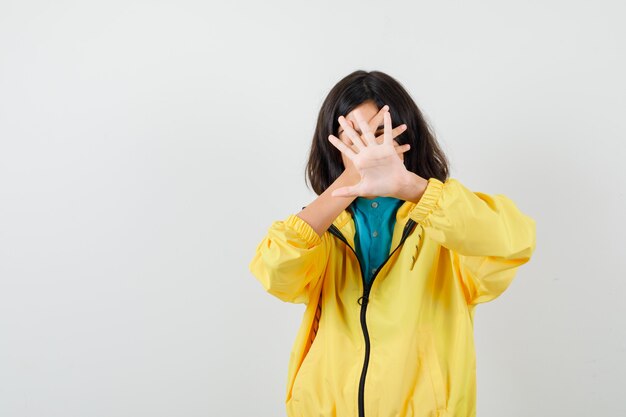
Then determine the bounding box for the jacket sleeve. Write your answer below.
[248,213,330,305]
[407,177,536,305]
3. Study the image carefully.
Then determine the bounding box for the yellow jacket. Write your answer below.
[248,177,536,417]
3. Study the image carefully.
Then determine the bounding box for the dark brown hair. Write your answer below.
[305,70,450,195]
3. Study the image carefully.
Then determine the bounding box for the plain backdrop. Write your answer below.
[1,1,625,416]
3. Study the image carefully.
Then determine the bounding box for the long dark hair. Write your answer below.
[305,70,450,195]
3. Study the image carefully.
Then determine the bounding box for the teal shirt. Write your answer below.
[349,196,405,285]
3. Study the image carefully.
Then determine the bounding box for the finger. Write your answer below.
[339,116,366,150]
[395,143,411,154]
[383,110,393,146]
[368,104,389,135]
[339,127,360,153]
[376,124,407,144]
[354,111,377,146]
[340,136,359,154]
[328,134,357,159]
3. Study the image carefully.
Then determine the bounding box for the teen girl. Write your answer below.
[249,70,536,417]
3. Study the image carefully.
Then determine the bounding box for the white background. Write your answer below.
[1,1,625,416]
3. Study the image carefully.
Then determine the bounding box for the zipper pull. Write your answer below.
[358,286,371,306]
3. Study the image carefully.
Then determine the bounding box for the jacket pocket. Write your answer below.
[290,332,322,404]
[418,329,447,412]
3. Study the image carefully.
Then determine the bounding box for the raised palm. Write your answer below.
[328,107,411,198]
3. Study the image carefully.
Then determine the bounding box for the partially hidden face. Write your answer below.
[337,100,405,170]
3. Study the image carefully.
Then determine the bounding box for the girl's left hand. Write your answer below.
[328,108,412,199]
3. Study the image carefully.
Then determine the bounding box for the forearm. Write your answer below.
[405,177,536,258]
[249,211,331,304]
[296,171,359,237]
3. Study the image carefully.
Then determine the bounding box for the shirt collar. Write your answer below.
[331,198,421,252]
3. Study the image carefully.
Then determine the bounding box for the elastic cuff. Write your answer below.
[408,177,444,224]
[285,214,322,247]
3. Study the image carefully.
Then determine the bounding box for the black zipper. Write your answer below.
[327,217,417,417]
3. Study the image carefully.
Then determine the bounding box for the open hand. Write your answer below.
[328,106,412,198]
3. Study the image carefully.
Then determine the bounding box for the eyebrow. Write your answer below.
[339,124,384,134]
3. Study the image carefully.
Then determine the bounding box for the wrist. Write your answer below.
[338,169,360,186]
[396,172,428,203]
